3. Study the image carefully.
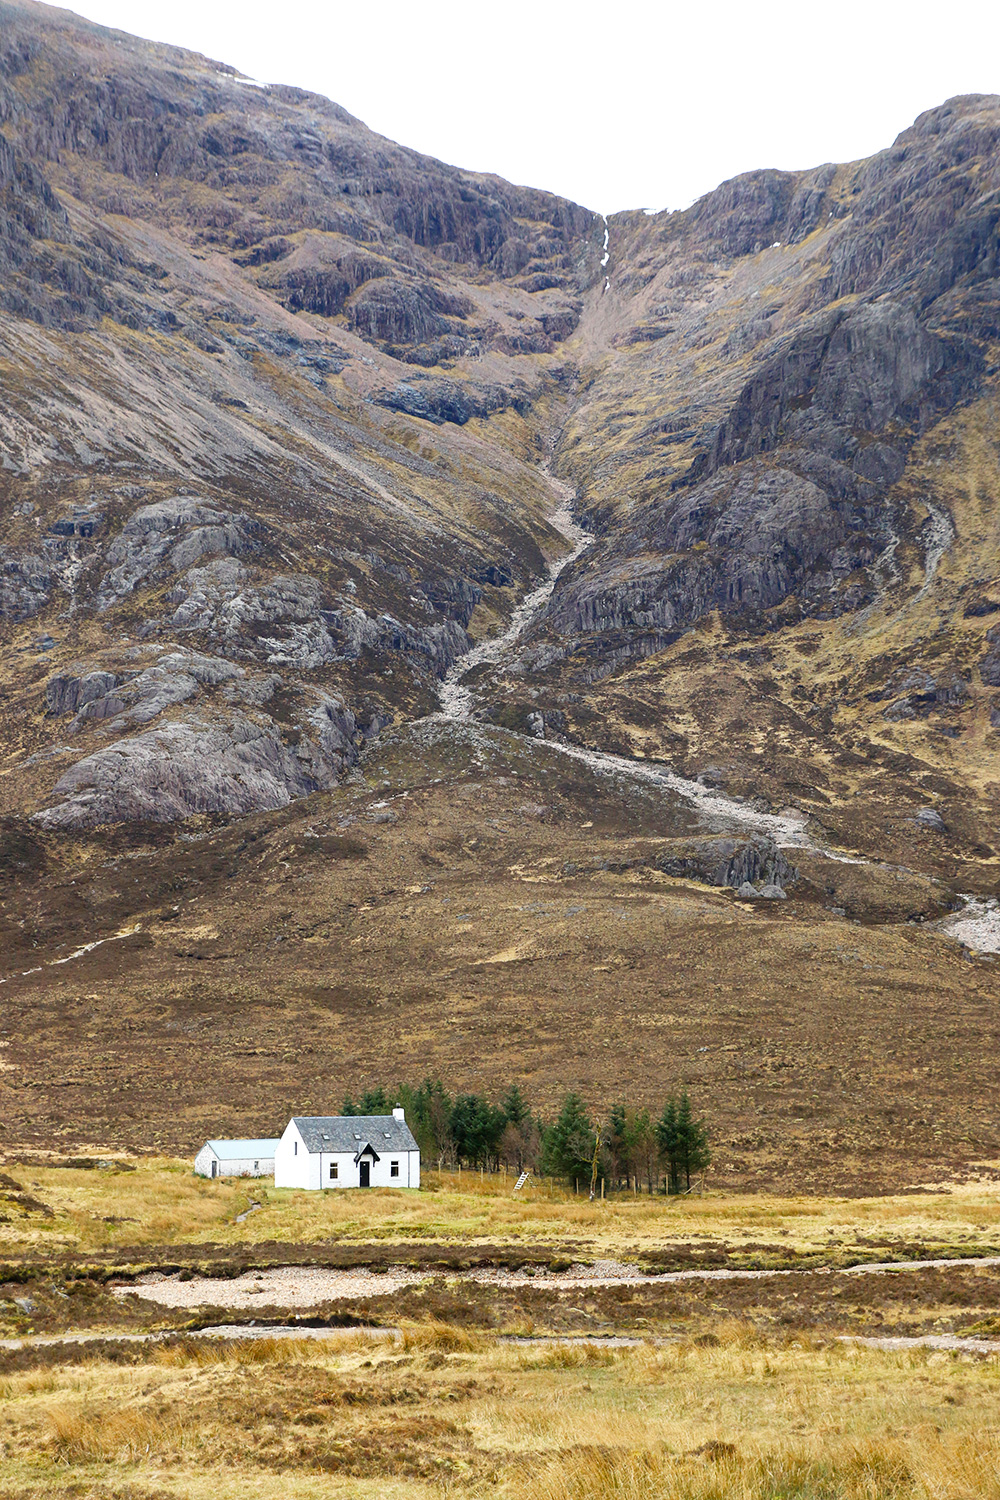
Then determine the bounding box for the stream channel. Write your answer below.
[428,480,996,949]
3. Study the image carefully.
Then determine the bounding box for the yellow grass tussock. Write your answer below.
[47,1402,186,1463]
[521,1432,1000,1500]
[398,1317,494,1353]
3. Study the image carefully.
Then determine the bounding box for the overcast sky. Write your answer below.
[66,0,1000,214]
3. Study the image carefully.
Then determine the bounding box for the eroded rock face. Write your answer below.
[97,499,262,610]
[538,94,1000,675]
[0,547,52,620]
[653,835,797,891]
[700,302,970,477]
[33,692,378,829]
[547,463,883,644]
[45,670,119,716]
[348,279,472,345]
[0,4,595,309]
[377,379,529,426]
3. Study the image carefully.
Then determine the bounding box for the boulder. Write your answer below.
[914,807,947,832]
[655,834,797,891]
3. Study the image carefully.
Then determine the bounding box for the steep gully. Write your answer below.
[423,326,990,941]
[430,223,814,846]
[432,483,815,852]
[431,511,994,950]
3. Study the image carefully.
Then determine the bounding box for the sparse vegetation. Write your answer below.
[3,1156,1000,1269]
[2,1326,1000,1498]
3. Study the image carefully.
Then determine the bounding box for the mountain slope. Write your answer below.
[2,4,1000,1180]
[0,0,599,828]
[483,95,1000,875]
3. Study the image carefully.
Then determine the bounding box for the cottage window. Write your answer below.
[254,1161,259,1172]
[294,1141,297,1156]
[329,1163,338,1180]
[390,1160,399,1178]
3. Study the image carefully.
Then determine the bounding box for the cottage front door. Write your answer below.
[359,1160,370,1188]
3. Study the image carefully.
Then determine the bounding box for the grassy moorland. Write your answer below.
[3,1166,1000,1497]
[3,1160,1000,1265]
[2,1325,1000,1499]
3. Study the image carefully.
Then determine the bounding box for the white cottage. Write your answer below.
[273,1108,420,1190]
[194,1138,280,1179]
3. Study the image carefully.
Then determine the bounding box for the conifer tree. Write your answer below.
[449,1093,506,1166]
[657,1096,680,1193]
[542,1093,594,1184]
[657,1093,711,1193]
[501,1083,530,1128]
[358,1085,390,1114]
[676,1092,711,1190]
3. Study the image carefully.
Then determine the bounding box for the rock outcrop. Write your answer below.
[538,94,1000,677]
[33,693,375,829]
[377,379,529,426]
[97,500,263,610]
[654,835,797,891]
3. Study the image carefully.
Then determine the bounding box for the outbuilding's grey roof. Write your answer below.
[205,1139,280,1160]
[291,1115,419,1154]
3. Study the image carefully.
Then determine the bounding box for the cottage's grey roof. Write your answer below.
[291,1115,419,1154]
[205,1139,280,1160]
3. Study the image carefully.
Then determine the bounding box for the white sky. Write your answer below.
[64,0,1000,214]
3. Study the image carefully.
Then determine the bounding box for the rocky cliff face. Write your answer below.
[439,93,1000,876]
[538,96,1000,661]
[0,0,602,829]
[2,0,1000,882]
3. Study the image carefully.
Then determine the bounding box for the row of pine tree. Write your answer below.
[342,1081,711,1194]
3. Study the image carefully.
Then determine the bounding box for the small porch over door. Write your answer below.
[354,1142,379,1186]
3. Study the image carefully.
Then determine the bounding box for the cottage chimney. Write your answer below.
[392,1104,405,1121]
